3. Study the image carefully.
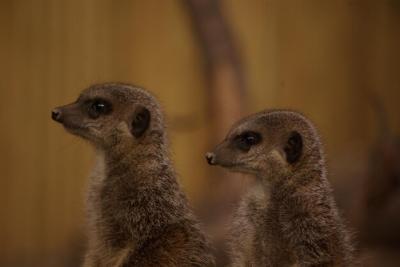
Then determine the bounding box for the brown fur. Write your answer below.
[207,110,354,266]
[52,83,215,267]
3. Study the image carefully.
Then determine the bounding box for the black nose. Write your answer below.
[51,108,63,123]
[205,152,216,165]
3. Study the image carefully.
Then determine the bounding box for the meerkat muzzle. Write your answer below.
[51,108,63,123]
[205,152,216,165]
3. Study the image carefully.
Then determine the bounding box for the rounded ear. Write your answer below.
[284,131,303,164]
[131,106,150,138]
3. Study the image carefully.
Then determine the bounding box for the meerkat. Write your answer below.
[51,83,215,267]
[205,110,354,267]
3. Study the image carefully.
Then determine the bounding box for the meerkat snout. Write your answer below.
[51,108,63,123]
[205,152,216,165]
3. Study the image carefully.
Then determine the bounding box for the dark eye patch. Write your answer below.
[86,98,112,119]
[234,131,262,152]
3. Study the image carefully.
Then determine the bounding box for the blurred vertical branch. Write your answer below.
[184,0,248,265]
[346,0,400,247]
[362,91,400,245]
[185,0,245,133]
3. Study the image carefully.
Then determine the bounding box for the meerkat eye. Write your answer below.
[235,131,262,152]
[87,99,112,119]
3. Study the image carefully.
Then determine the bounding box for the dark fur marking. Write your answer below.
[284,131,303,164]
[131,106,150,138]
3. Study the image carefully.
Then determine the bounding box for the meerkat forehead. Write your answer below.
[81,83,158,105]
[228,109,318,140]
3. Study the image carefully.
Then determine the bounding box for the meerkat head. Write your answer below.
[206,110,320,179]
[51,83,164,149]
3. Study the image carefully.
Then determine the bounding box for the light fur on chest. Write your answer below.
[90,150,106,184]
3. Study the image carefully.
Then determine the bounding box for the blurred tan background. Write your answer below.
[0,0,400,266]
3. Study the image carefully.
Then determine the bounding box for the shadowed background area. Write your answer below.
[0,0,400,266]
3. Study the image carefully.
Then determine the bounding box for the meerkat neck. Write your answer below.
[103,138,174,184]
[267,146,327,199]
